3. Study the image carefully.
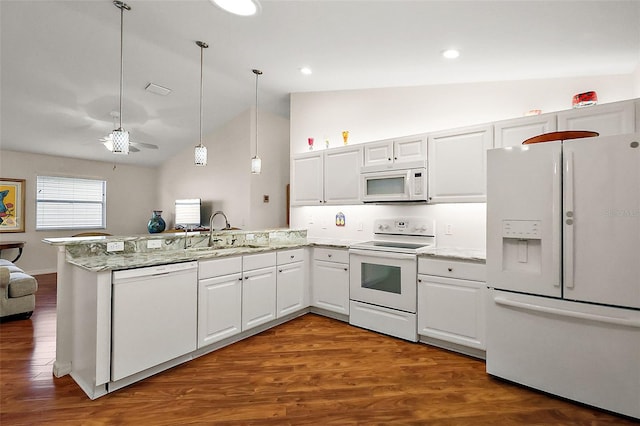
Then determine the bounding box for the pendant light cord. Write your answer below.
[118,3,125,129]
[196,41,208,146]
[253,69,262,157]
[200,44,204,145]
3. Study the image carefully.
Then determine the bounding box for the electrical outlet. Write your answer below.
[147,240,162,249]
[106,241,124,252]
[445,224,453,235]
[357,222,364,231]
[263,195,269,203]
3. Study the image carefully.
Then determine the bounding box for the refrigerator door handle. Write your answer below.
[552,157,561,288]
[564,151,575,289]
[494,296,640,328]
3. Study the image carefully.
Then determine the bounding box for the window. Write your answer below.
[36,176,106,230]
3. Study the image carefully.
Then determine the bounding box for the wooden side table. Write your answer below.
[0,241,25,263]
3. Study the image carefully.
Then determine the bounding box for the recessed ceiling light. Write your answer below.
[211,0,260,16]
[442,49,460,59]
[300,67,312,75]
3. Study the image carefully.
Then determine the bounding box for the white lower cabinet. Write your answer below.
[312,248,349,315]
[242,252,277,331]
[276,249,307,318]
[197,256,243,348]
[417,257,486,356]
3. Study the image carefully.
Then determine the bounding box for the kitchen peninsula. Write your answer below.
[43,229,308,399]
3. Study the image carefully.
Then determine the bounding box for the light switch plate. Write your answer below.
[106,241,124,252]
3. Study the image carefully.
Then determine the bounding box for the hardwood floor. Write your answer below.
[0,274,635,425]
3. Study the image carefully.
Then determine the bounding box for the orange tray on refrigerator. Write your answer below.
[522,130,599,145]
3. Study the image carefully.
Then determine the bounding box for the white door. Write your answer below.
[276,261,305,318]
[494,114,557,148]
[393,134,427,169]
[563,133,640,309]
[363,140,394,171]
[242,266,277,330]
[198,272,242,348]
[428,124,493,203]
[557,100,636,137]
[291,152,324,205]
[349,250,417,313]
[324,146,362,204]
[487,142,562,297]
[312,260,349,315]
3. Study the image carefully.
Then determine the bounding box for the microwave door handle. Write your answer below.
[405,170,411,197]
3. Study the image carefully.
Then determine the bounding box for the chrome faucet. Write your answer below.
[208,210,230,246]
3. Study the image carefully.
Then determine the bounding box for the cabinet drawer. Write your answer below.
[313,247,349,264]
[243,251,276,271]
[418,257,486,281]
[199,256,242,280]
[277,248,305,265]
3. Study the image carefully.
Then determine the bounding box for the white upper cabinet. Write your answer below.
[494,114,557,148]
[557,100,636,136]
[291,152,324,206]
[362,134,426,172]
[428,124,493,203]
[291,146,362,206]
[324,145,362,204]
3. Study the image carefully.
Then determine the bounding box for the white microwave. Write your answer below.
[361,168,427,202]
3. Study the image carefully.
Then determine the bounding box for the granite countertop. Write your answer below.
[306,237,363,248]
[418,247,486,262]
[66,242,307,272]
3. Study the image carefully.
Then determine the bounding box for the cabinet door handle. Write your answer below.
[279,269,283,273]
[447,267,453,272]
[290,255,295,259]
[388,157,392,161]
[327,254,332,258]
[238,277,243,281]
[344,268,348,271]
[418,278,422,283]
[394,157,397,160]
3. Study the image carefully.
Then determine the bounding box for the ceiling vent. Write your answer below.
[145,83,172,96]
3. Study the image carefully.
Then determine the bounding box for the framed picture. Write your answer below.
[0,178,26,233]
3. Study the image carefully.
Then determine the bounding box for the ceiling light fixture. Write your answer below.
[442,49,460,59]
[300,67,312,75]
[251,69,263,174]
[111,0,131,155]
[195,41,209,166]
[211,0,260,16]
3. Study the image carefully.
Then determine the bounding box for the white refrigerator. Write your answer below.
[486,133,640,420]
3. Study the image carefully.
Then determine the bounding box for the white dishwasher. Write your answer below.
[111,261,198,382]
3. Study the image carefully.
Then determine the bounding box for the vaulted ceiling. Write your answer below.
[2,0,639,167]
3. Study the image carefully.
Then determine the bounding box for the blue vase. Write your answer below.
[147,210,166,234]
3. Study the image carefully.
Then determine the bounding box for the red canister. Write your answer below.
[572,91,598,108]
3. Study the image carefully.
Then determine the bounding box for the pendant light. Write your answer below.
[111,1,131,155]
[251,69,262,174]
[194,41,209,166]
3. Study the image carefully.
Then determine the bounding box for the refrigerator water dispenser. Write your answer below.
[501,220,542,274]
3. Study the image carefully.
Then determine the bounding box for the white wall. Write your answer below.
[291,74,636,154]
[290,73,637,249]
[0,150,158,274]
[634,64,640,97]
[291,203,487,250]
[158,108,290,230]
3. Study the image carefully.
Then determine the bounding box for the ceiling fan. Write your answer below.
[98,111,159,153]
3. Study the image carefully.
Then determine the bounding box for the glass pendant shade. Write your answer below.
[195,144,208,166]
[251,156,262,174]
[111,128,130,154]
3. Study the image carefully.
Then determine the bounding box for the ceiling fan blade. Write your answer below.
[130,141,159,150]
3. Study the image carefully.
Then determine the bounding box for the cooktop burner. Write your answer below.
[349,217,436,254]
[366,241,429,250]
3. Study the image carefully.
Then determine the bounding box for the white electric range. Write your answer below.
[349,218,435,341]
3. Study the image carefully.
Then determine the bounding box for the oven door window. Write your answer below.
[361,263,401,294]
[366,176,405,195]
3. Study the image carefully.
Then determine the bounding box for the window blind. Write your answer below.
[36,176,106,230]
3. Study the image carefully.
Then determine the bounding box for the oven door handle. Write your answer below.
[349,249,416,260]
